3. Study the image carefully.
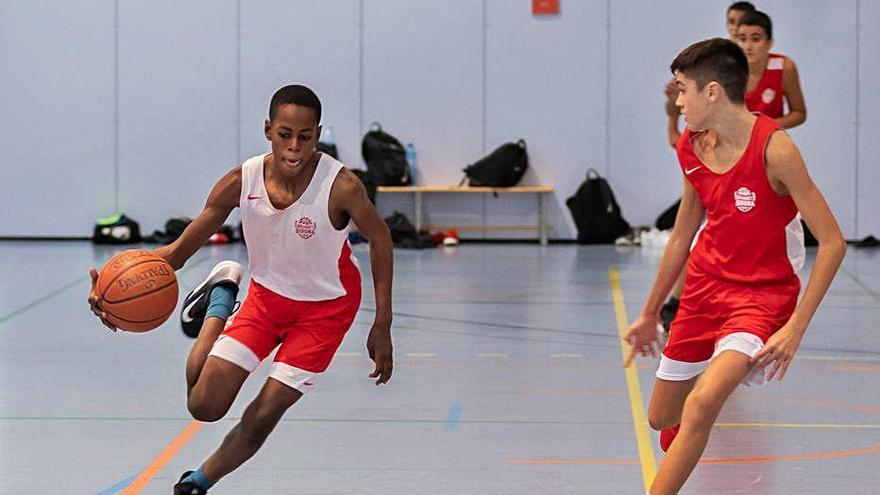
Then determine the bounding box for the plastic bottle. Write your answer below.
[318,125,338,158]
[405,142,418,184]
[321,125,336,146]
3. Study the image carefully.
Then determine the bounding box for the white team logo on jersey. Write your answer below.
[295,217,316,239]
[734,187,756,212]
[761,88,776,104]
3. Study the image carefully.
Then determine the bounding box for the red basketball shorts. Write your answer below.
[658,265,799,385]
[208,276,361,392]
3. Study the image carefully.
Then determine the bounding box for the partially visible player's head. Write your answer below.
[735,10,773,66]
[670,38,748,130]
[726,1,756,39]
[265,85,323,176]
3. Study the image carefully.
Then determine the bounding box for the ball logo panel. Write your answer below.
[117,264,174,293]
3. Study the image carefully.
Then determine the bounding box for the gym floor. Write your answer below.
[1,241,878,494]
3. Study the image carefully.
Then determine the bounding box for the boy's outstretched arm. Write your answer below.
[87,168,241,330]
[752,132,846,379]
[623,178,704,366]
[152,167,242,270]
[335,169,394,385]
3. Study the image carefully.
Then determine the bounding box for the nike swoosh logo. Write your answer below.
[685,166,702,175]
[181,297,200,323]
[247,195,261,200]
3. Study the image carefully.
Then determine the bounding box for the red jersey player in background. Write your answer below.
[626,38,845,495]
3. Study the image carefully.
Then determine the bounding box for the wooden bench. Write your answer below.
[376,185,555,245]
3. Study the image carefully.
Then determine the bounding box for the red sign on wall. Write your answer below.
[533,0,559,15]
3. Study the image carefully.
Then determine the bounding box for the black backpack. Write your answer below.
[566,168,631,244]
[655,199,681,230]
[462,139,528,187]
[361,122,411,186]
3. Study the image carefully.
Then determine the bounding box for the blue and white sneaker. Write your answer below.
[180,260,243,338]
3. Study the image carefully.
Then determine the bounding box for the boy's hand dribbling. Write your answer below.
[751,322,805,381]
[366,323,393,385]
[87,267,117,332]
[623,315,660,367]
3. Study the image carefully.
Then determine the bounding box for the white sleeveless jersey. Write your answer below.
[239,153,360,301]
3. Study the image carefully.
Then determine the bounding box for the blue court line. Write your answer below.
[445,402,463,431]
[94,473,137,495]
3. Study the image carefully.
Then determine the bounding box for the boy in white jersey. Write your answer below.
[87,85,394,493]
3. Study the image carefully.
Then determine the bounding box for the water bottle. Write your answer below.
[320,125,336,146]
[405,142,418,184]
[318,125,338,158]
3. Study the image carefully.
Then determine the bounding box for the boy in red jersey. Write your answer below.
[736,10,806,128]
[626,39,845,495]
[660,8,808,336]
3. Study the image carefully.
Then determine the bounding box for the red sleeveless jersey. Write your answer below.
[676,114,804,284]
[745,54,786,119]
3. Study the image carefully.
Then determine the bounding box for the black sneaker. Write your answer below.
[173,471,208,495]
[180,260,243,338]
[659,297,680,335]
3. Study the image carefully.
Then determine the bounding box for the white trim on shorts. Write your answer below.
[269,362,317,394]
[656,355,711,381]
[208,335,262,373]
[207,335,318,393]
[713,332,767,387]
[656,331,767,386]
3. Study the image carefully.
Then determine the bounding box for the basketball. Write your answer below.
[96,249,179,332]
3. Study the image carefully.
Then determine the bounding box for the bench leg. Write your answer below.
[414,191,423,231]
[538,193,547,245]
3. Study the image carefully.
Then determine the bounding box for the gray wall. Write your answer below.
[2,0,877,240]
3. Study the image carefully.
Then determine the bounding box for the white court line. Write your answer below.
[335,352,362,357]
[405,352,437,357]
[478,353,509,357]
[550,353,582,358]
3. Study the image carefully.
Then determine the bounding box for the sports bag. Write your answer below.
[92,214,141,244]
[462,139,528,187]
[361,122,411,186]
[655,199,681,231]
[566,168,631,244]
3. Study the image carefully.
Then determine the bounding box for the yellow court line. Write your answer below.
[121,420,204,494]
[608,269,657,491]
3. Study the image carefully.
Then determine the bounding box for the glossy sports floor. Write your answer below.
[1,241,878,494]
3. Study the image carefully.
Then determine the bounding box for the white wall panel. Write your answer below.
[608,0,719,230]
[363,0,484,186]
[485,0,607,239]
[856,0,880,239]
[239,0,361,167]
[3,0,877,240]
[117,0,238,231]
[0,1,115,236]
[762,0,859,237]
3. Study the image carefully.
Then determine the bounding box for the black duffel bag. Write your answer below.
[462,139,528,187]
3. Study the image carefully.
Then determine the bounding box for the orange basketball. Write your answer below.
[96,249,179,332]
